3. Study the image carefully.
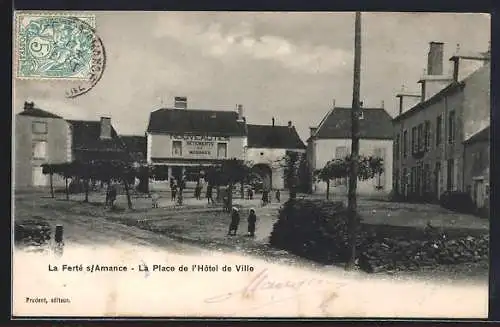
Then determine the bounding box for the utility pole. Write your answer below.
[345,11,362,271]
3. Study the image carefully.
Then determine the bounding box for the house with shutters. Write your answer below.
[14,101,131,188]
[392,41,490,203]
[15,101,72,188]
[306,103,394,196]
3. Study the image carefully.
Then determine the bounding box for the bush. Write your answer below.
[15,218,51,246]
[269,199,489,273]
[439,191,476,214]
[269,199,365,264]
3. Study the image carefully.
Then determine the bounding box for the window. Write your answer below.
[335,146,348,159]
[424,120,431,151]
[394,169,400,194]
[448,110,456,144]
[172,141,182,156]
[402,167,408,194]
[403,130,408,158]
[217,142,227,158]
[32,141,47,159]
[32,121,48,134]
[416,164,422,195]
[411,167,416,194]
[436,115,442,145]
[417,124,423,152]
[423,163,430,193]
[435,162,441,195]
[447,158,454,191]
[411,127,417,154]
[394,134,400,161]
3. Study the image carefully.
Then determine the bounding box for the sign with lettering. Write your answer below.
[170,134,229,158]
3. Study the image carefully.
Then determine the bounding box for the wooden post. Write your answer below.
[50,172,54,198]
[55,224,64,244]
[326,179,330,200]
[65,177,69,200]
[346,11,362,271]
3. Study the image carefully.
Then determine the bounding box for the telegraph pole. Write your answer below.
[345,11,362,270]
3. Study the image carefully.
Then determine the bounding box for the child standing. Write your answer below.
[247,208,257,237]
[227,207,240,236]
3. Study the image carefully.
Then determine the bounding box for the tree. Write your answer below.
[282,151,301,200]
[205,159,251,210]
[314,155,384,200]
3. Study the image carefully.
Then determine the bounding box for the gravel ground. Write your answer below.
[14,189,489,282]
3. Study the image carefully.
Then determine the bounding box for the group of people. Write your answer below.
[260,189,280,206]
[228,207,257,237]
[169,177,187,204]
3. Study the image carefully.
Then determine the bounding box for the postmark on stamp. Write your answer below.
[15,12,107,98]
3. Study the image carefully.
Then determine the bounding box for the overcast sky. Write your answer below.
[13,11,490,141]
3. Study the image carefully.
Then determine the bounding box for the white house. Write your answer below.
[245,119,306,190]
[307,105,394,196]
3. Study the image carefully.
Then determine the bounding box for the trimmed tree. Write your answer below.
[314,155,384,200]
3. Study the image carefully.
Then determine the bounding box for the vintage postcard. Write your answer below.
[12,11,491,318]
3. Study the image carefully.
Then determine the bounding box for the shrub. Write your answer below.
[269,199,365,264]
[439,191,476,214]
[269,198,489,273]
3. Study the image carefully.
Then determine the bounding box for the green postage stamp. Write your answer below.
[15,13,97,80]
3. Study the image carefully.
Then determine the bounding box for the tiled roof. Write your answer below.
[247,124,306,149]
[312,107,393,140]
[120,135,147,161]
[67,120,129,161]
[147,108,247,136]
[18,108,63,119]
[464,126,490,145]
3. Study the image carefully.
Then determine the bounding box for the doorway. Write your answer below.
[32,166,48,186]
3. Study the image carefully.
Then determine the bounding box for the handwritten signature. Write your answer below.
[203,268,347,313]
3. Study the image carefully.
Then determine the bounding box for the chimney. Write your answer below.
[24,101,34,110]
[288,121,293,129]
[427,42,444,76]
[396,93,421,115]
[100,117,112,139]
[310,127,318,137]
[174,96,187,109]
[237,104,244,121]
[272,117,275,127]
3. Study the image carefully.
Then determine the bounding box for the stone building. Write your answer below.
[245,119,306,190]
[307,103,394,196]
[463,126,490,210]
[14,101,71,188]
[392,41,490,202]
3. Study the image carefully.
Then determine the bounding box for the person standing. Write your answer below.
[227,207,240,236]
[171,181,177,202]
[275,189,281,203]
[206,184,214,204]
[247,208,257,237]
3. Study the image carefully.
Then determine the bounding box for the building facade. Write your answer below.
[14,101,131,189]
[146,98,307,190]
[392,41,490,202]
[146,98,247,183]
[463,126,490,210]
[307,105,394,196]
[15,102,71,188]
[246,120,306,190]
